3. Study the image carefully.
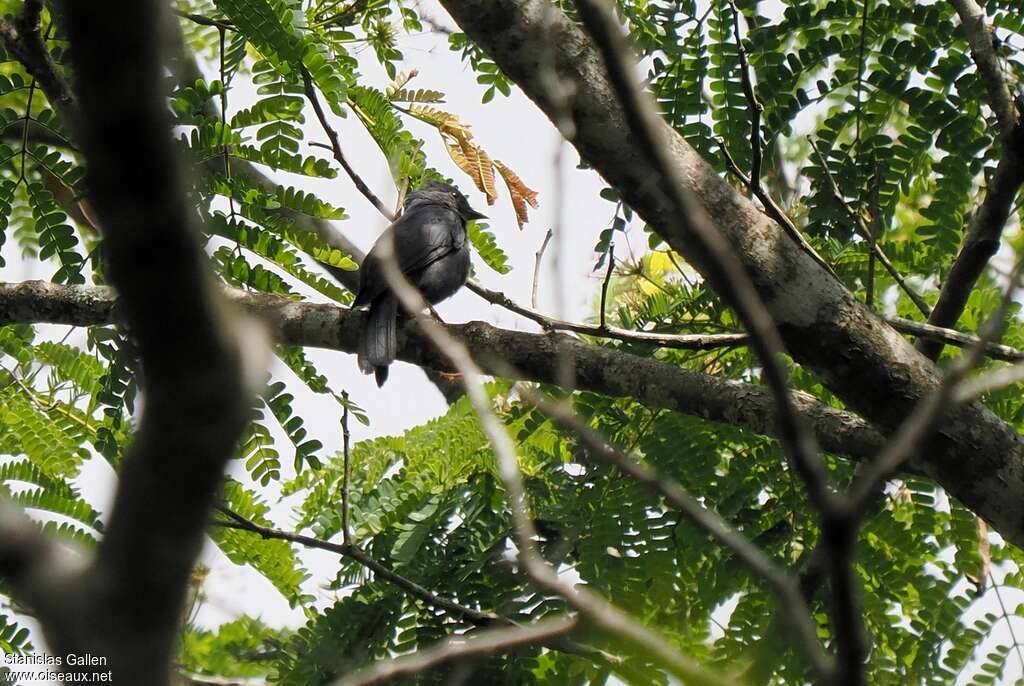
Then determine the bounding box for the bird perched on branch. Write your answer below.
[354,181,487,386]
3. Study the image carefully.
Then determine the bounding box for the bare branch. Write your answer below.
[299,67,396,221]
[531,228,554,309]
[0,280,889,467]
[468,280,747,351]
[213,508,502,626]
[333,617,578,686]
[888,315,1024,362]
[525,390,833,678]
[808,138,932,317]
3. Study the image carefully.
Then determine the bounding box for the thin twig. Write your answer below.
[172,8,236,31]
[340,389,351,544]
[468,280,748,351]
[716,10,837,281]
[808,138,932,317]
[531,228,554,309]
[719,136,838,278]
[333,616,578,686]
[598,243,615,330]
[725,0,763,188]
[887,315,1024,362]
[524,389,834,677]
[213,507,501,625]
[333,618,577,686]
[299,66,396,221]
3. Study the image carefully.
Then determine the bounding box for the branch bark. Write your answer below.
[2,2,262,683]
[436,0,1024,549]
[0,280,887,464]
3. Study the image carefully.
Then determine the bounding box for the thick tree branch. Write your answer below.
[948,0,1017,136]
[0,0,77,126]
[436,0,1024,550]
[0,279,888,466]
[9,2,263,683]
[919,1,1024,358]
[571,0,832,515]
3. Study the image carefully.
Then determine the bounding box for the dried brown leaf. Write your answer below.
[494,159,539,228]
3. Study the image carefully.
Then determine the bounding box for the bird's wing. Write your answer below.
[354,204,461,305]
[392,204,461,275]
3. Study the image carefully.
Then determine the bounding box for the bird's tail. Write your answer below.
[358,293,398,386]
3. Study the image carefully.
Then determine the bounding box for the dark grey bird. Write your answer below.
[354,181,487,386]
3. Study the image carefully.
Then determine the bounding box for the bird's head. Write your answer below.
[407,181,487,222]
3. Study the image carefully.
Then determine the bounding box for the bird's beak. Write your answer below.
[465,207,488,221]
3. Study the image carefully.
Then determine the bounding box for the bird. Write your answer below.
[354,181,487,386]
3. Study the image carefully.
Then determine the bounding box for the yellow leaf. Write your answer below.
[407,105,471,137]
[387,69,419,96]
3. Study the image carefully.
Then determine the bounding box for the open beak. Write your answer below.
[465,207,488,221]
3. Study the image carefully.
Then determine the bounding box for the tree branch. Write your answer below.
[0,0,77,126]
[15,2,264,683]
[0,279,889,467]
[525,390,833,678]
[333,617,578,686]
[300,67,396,221]
[212,508,501,626]
[435,0,1024,552]
[948,0,1017,136]
[919,1,1024,358]
[722,2,836,280]
[467,280,749,351]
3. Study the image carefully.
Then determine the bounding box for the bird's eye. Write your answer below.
[450,191,458,198]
